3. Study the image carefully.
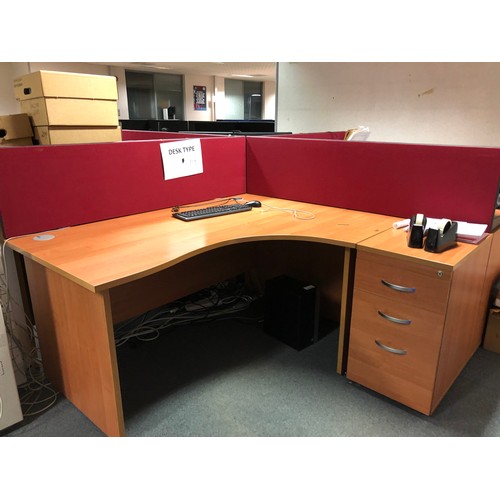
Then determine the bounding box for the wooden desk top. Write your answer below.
[7,194,400,292]
[357,226,491,270]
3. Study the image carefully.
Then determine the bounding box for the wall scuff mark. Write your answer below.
[418,88,434,97]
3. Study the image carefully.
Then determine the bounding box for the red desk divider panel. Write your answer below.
[246,137,500,229]
[123,130,347,141]
[0,136,246,238]
[121,130,219,141]
[280,131,347,140]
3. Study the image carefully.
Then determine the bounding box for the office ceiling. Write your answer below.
[105,62,277,82]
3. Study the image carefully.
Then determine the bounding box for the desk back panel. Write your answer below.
[0,136,247,238]
[246,137,500,229]
[121,130,219,141]
[280,131,346,140]
[122,130,347,141]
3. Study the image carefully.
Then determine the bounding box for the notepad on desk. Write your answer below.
[455,221,489,244]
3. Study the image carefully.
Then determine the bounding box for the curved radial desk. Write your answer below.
[7,194,399,436]
[7,194,495,436]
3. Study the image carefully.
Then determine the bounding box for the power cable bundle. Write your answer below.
[114,279,262,347]
[1,240,58,418]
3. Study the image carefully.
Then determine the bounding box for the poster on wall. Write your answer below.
[193,85,207,111]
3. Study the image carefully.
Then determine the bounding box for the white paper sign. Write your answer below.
[160,138,204,180]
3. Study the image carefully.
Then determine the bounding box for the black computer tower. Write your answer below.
[263,275,319,350]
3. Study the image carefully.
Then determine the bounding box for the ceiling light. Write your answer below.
[131,63,172,70]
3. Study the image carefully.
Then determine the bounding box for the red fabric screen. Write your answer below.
[279,131,347,140]
[121,130,218,141]
[246,137,500,229]
[0,136,246,238]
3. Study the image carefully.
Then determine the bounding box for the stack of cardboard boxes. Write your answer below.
[12,70,122,145]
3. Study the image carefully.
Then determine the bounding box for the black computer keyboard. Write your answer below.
[172,204,252,221]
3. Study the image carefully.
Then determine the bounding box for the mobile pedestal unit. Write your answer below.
[347,229,496,415]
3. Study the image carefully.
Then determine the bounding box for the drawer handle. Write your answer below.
[375,340,407,355]
[381,279,416,293]
[378,310,412,325]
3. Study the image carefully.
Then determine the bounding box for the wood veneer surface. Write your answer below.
[7,195,400,292]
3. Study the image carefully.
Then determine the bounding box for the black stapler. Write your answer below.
[425,218,458,253]
[407,213,427,248]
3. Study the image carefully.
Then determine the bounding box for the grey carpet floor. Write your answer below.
[4,318,500,437]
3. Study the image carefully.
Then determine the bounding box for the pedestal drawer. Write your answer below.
[347,289,446,415]
[354,251,452,314]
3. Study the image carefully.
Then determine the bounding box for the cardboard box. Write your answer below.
[0,137,33,147]
[483,308,500,354]
[34,126,122,145]
[0,113,33,141]
[21,97,119,127]
[13,70,118,101]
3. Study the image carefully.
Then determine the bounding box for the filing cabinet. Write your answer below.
[347,237,492,415]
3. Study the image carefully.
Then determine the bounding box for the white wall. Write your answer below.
[276,62,500,146]
[0,63,20,115]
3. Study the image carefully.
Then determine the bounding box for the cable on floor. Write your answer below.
[114,279,262,347]
[1,241,58,418]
